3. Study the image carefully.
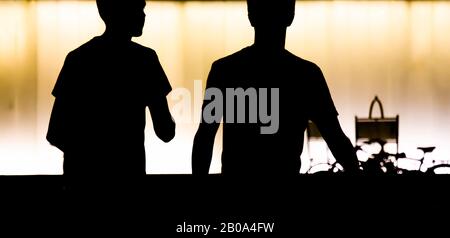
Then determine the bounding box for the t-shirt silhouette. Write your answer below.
[49,36,171,175]
[205,45,337,175]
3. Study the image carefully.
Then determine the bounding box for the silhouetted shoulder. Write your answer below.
[66,38,158,59]
[128,42,172,98]
[283,51,339,118]
[211,47,253,68]
[66,38,101,58]
[129,41,160,58]
[212,47,323,74]
[284,50,323,74]
[129,41,155,52]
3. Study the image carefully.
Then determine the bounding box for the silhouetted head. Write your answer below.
[247,0,295,29]
[96,0,146,37]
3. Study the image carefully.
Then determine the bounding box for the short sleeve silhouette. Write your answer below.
[201,46,338,174]
[193,0,359,175]
[53,40,171,101]
[48,37,172,175]
[306,63,338,120]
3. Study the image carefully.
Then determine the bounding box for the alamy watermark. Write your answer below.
[169,80,279,134]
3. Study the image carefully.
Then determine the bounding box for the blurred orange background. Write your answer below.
[0,1,449,174]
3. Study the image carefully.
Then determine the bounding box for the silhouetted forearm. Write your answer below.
[149,98,176,143]
[155,118,175,143]
[47,97,66,152]
[327,134,360,173]
[192,123,219,175]
[314,116,360,173]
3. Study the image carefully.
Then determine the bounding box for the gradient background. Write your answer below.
[0,0,449,175]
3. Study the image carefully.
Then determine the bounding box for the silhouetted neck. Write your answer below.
[101,28,132,44]
[253,27,287,55]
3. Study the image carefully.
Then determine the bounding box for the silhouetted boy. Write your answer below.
[192,0,359,175]
[47,0,175,176]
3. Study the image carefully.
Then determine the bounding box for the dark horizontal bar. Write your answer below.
[2,0,448,2]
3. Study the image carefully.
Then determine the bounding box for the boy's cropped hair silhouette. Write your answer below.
[47,0,175,176]
[192,0,360,176]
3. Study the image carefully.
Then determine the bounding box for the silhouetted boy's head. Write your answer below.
[96,0,146,37]
[247,0,296,29]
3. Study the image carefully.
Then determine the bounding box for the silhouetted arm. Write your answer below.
[47,53,75,153]
[47,97,67,152]
[192,62,222,175]
[192,121,220,175]
[149,97,175,143]
[147,50,175,143]
[309,64,360,173]
[313,116,360,173]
